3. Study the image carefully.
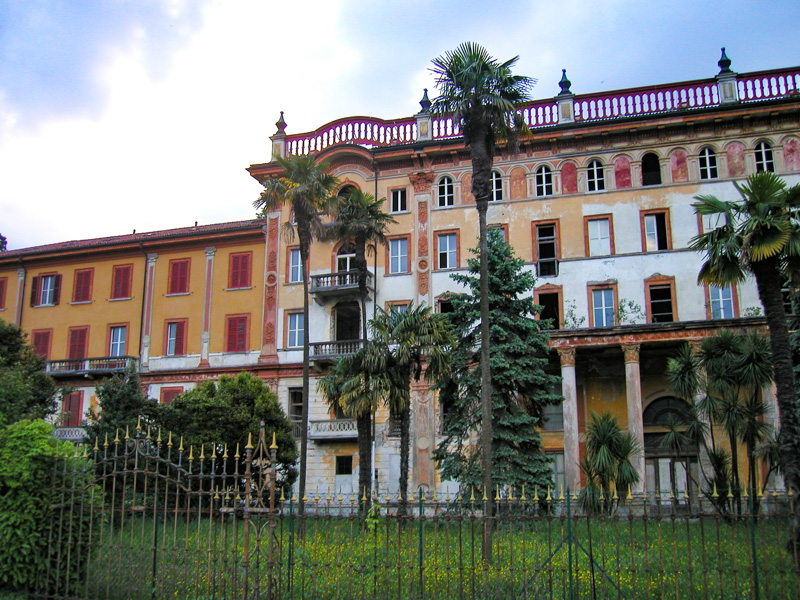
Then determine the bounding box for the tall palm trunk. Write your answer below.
[398,395,411,517]
[470,125,494,563]
[298,224,312,519]
[357,409,372,511]
[355,233,369,344]
[752,257,800,555]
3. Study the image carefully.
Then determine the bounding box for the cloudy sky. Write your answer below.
[1,0,799,250]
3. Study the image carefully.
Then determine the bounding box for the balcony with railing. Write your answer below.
[46,356,138,377]
[310,340,362,367]
[277,66,799,157]
[310,270,373,300]
[308,419,358,441]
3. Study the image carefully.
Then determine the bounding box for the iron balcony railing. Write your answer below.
[52,426,88,442]
[310,339,362,360]
[310,270,373,297]
[46,356,137,376]
[308,419,358,440]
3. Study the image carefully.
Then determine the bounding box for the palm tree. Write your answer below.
[361,304,453,514]
[326,189,396,338]
[691,172,800,504]
[253,154,339,516]
[430,43,535,539]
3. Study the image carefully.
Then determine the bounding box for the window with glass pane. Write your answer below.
[644,212,669,251]
[109,326,126,357]
[649,285,674,322]
[438,177,454,207]
[389,238,408,274]
[287,313,304,348]
[289,249,302,283]
[289,388,303,423]
[709,285,734,319]
[592,288,615,327]
[699,148,718,180]
[536,166,553,197]
[490,171,503,201]
[337,243,356,272]
[549,453,566,491]
[536,224,558,276]
[587,218,611,256]
[40,275,56,305]
[391,189,407,212]
[542,402,564,431]
[166,321,185,356]
[755,142,774,173]
[587,160,605,192]
[437,233,457,269]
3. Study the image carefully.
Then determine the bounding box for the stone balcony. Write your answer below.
[310,270,372,302]
[46,356,137,377]
[308,419,358,441]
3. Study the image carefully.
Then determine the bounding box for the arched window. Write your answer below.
[587,160,605,192]
[698,147,718,180]
[755,141,775,173]
[642,153,661,186]
[642,397,691,428]
[337,184,357,197]
[535,166,553,197]
[437,176,454,207]
[336,242,356,273]
[490,170,503,201]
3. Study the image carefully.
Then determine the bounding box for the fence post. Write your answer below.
[567,487,575,600]
[749,489,760,600]
[419,486,424,600]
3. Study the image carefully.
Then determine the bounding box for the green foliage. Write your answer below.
[0,420,99,594]
[84,367,158,442]
[579,412,641,514]
[435,230,561,492]
[157,372,298,489]
[0,319,57,427]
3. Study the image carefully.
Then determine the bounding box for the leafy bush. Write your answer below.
[0,420,99,595]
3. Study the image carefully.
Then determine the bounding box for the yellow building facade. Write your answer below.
[2,52,798,500]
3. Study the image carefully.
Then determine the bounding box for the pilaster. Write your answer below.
[557,347,580,492]
[622,343,645,493]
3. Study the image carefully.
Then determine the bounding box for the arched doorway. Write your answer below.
[643,397,699,504]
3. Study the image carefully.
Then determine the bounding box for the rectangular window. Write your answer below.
[642,211,670,251]
[335,455,353,475]
[542,402,564,431]
[534,222,559,277]
[586,217,612,257]
[388,301,410,314]
[68,327,89,360]
[32,330,52,360]
[287,312,304,348]
[30,273,61,306]
[699,148,718,180]
[288,248,302,283]
[390,188,407,213]
[0,277,6,309]
[72,268,94,303]
[111,264,133,299]
[537,292,561,329]
[288,388,303,423]
[226,315,249,352]
[647,280,676,323]
[437,177,454,207]
[536,167,553,197]
[62,391,83,427]
[160,387,183,406]
[436,232,458,270]
[388,237,409,274]
[165,320,186,356]
[591,288,616,327]
[109,326,126,357]
[587,161,605,192]
[228,252,252,289]
[709,285,734,319]
[167,259,190,294]
[549,452,566,492]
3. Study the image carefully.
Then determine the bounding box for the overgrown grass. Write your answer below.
[67,507,799,600]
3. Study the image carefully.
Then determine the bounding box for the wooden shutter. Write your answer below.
[63,391,83,427]
[229,253,251,288]
[73,269,93,302]
[0,277,6,309]
[52,274,62,305]
[226,316,247,351]
[169,260,189,294]
[68,328,88,360]
[30,276,40,306]
[32,330,51,360]
[174,321,186,355]
[160,387,182,406]
[112,265,132,299]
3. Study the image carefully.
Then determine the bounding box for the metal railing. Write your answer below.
[310,270,373,294]
[32,426,800,600]
[46,355,137,375]
[310,339,362,359]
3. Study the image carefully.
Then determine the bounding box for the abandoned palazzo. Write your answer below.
[2,51,799,500]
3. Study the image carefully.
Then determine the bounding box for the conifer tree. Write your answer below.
[434,229,561,492]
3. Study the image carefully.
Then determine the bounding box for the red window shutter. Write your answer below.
[160,388,181,406]
[69,328,88,360]
[174,321,186,355]
[229,253,251,288]
[73,270,92,302]
[52,274,62,305]
[229,255,240,288]
[0,278,6,309]
[169,260,189,294]
[63,392,83,427]
[32,331,51,360]
[30,276,40,306]
[112,265,132,299]
[226,316,247,351]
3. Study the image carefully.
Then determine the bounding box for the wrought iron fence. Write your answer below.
[32,426,800,599]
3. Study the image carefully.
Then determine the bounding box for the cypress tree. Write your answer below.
[434,229,562,493]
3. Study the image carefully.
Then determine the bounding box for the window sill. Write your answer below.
[165,292,190,297]
[32,303,55,308]
[226,286,252,291]
[108,297,132,302]
[385,272,411,277]
[70,301,92,305]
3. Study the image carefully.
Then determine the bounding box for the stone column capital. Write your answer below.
[621,343,640,363]
[557,347,576,367]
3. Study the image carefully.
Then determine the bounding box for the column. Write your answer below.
[557,347,580,492]
[139,253,158,370]
[622,343,645,493]
[14,267,26,326]
[259,217,280,364]
[199,247,216,368]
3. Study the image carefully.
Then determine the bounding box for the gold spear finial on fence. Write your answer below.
[326,486,332,503]
[546,486,552,502]
[167,431,173,448]
[188,446,194,462]
[362,486,368,503]
[350,489,356,505]
[136,416,142,433]
[482,486,488,502]
[124,425,130,442]
[234,443,240,460]
[270,432,278,450]
[214,486,220,500]
[223,444,228,460]
[409,488,415,503]
[104,432,109,449]
[559,485,565,501]
[245,432,254,450]
[612,486,618,501]
[157,428,162,444]
[469,486,475,503]
[280,487,286,502]
[508,487,514,502]
[727,485,734,500]
[146,425,152,441]
[495,486,501,502]
[626,486,632,501]
[599,486,605,501]
[200,444,205,461]
[179,436,184,453]
[445,487,451,503]
[712,482,718,498]
[114,429,120,445]
[94,437,99,452]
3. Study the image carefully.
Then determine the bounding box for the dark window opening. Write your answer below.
[642,153,661,186]
[438,300,454,314]
[649,285,674,322]
[536,224,558,276]
[335,301,361,341]
[335,455,353,475]
[538,293,560,329]
[644,212,669,251]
